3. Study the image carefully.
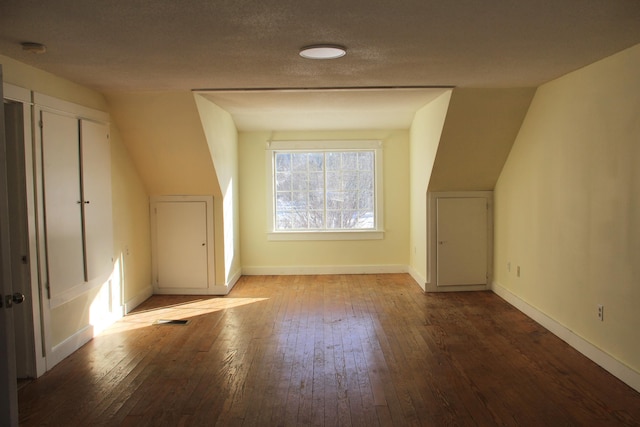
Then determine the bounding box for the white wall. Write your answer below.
[408,91,452,288]
[194,94,241,287]
[494,44,640,380]
[239,130,411,274]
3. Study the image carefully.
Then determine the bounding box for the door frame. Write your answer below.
[150,195,216,294]
[426,191,493,293]
[4,83,47,379]
[4,83,48,379]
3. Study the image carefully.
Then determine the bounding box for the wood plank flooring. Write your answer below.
[18,274,640,426]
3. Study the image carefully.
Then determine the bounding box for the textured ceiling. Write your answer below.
[1,0,640,92]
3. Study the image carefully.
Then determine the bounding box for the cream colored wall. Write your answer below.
[105,92,219,196]
[1,55,150,347]
[429,88,535,192]
[408,91,452,287]
[494,44,640,373]
[110,126,152,303]
[1,55,107,111]
[194,94,241,285]
[239,130,410,271]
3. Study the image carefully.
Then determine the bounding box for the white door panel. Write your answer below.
[41,111,85,294]
[437,197,488,286]
[80,120,113,282]
[155,201,209,289]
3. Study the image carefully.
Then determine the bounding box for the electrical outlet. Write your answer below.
[597,305,604,321]
[517,266,521,277]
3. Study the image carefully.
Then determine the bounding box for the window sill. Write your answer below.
[267,230,384,241]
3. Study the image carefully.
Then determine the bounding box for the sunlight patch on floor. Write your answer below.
[98,297,269,335]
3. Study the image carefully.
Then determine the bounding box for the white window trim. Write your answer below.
[266,140,384,241]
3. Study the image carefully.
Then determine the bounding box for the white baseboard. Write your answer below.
[47,325,94,370]
[226,269,242,293]
[492,281,640,393]
[407,266,426,291]
[242,264,408,276]
[124,285,153,314]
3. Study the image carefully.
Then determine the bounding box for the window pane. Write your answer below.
[358,191,373,210]
[326,210,341,229]
[276,211,293,229]
[292,153,308,171]
[309,153,323,171]
[276,192,292,210]
[309,172,323,190]
[309,210,324,228]
[343,191,358,210]
[292,172,308,191]
[327,192,343,209]
[309,191,324,209]
[358,152,373,170]
[292,191,307,207]
[326,171,340,191]
[357,210,374,228]
[342,152,357,170]
[276,171,291,191]
[359,171,374,191]
[343,171,358,190]
[326,152,340,170]
[291,210,308,229]
[275,153,291,172]
[342,210,357,228]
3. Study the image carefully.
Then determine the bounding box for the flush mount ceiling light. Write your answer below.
[299,44,347,60]
[21,42,47,54]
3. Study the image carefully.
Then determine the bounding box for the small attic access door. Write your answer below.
[428,191,492,292]
[151,196,215,294]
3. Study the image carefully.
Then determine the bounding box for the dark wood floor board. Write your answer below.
[17,274,640,426]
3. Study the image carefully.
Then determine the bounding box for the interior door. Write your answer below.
[5,101,35,379]
[154,201,209,290]
[80,119,113,282]
[436,197,488,287]
[0,68,20,427]
[41,111,85,295]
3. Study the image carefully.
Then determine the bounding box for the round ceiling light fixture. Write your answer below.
[299,44,347,60]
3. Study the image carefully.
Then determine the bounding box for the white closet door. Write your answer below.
[80,120,113,281]
[41,111,85,295]
[154,201,209,290]
[436,197,488,286]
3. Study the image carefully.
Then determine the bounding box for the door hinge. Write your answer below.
[39,120,44,129]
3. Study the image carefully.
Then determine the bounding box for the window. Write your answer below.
[267,140,383,240]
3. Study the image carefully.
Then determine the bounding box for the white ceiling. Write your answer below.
[2,0,640,129]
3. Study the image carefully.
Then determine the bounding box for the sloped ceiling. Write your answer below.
[429,88,538,191]
[198,88,449,131]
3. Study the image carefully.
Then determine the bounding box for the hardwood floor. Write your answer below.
[18,274,640,426]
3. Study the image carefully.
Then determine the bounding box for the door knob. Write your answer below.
[4,293,25,308]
